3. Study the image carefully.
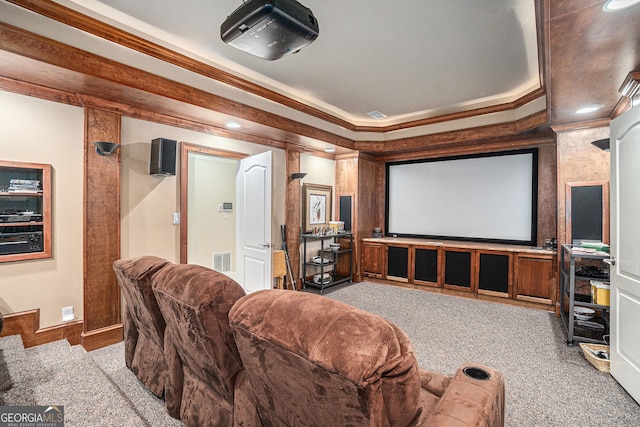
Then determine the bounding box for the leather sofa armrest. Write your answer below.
[420,363,505,427]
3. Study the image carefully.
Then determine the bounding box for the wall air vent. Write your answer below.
[213,252,232,273]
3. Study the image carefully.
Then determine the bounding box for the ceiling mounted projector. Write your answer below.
[220,0,319,60]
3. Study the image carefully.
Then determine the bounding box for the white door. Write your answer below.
[610,105,640,404]
[236,151,272,293]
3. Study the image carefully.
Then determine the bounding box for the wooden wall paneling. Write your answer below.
[83,107,121,334]
[356,155,381,281]
[335,155,359,279]
[536,143,558,246]
[286,150,302,288]
[546,0,640,126]
[374,161,386,232]
[552,122,610,315]
[555,127,610,249]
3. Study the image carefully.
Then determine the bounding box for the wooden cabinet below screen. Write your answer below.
[514,254,555,304]
[361,241,384,278]
[361,238,556,309]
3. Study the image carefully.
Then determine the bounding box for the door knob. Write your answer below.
[603,258,616,266]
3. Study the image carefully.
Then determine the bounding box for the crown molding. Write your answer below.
[619,70,640,99]
[6,0,546,135]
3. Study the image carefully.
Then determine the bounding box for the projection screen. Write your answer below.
[385,149,537,245]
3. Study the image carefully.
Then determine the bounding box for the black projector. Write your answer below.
[220,0,319,60]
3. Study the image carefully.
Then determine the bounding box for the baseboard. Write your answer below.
[0,309,124,350]
[0,309,83,348]
[81,323,124,351]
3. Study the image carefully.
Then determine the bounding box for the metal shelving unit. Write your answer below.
[302,233,353,293]
[559,244,610,346]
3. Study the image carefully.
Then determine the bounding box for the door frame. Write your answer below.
[179,142,247,263]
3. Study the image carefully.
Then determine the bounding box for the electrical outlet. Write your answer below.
[62,306,74,322]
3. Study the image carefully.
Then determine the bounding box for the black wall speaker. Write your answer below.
[150,138,177,176]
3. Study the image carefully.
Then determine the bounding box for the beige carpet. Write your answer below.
[1,281,638,426]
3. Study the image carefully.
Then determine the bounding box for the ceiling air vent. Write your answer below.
[366,110,387,119]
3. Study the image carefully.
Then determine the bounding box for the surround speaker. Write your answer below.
[150,138,177,176]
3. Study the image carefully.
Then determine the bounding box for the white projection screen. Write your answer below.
[386,149,538,245]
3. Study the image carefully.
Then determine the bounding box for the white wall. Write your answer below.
[0,91,84,328]
[188,153,237,271]
[120,118,286,262]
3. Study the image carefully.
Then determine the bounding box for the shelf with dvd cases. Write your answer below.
[301,232,353,293]
[0,160,52,262]
[559,244,611,346]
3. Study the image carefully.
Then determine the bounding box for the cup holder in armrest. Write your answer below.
[463,367,491,380]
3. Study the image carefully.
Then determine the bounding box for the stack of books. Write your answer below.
[571,241,610,256]
[8,179,41,193]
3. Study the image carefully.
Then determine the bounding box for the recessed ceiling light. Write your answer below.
[603,0,640,12]
[225,121,241,129]
[324,147,336,153]
[576,105,601,114]
[366,110,387,120]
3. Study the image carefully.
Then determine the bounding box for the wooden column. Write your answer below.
[336,152,381,282]
[286,149,302,288]
[82,106,122,349]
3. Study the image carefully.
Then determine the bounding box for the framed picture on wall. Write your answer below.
[303,183,332,232]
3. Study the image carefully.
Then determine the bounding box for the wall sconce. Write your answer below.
[93,141,121,156]
[591,138,610,151]
[290,172,307,180]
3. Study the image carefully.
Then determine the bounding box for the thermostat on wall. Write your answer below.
[218,202,233,212]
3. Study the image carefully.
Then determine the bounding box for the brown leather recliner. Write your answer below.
[152,263,260,426]
[113,255,171,398]
[229,289,505,427]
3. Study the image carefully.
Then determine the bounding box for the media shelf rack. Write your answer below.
[559,244,610,346]
[301,233,353,293]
